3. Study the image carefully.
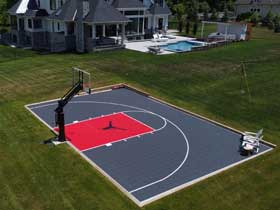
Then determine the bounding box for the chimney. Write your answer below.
[76,0,85,53]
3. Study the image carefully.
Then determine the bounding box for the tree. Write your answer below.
[273,15,280,33]
[200,1,210,20]
[210,8,218,21]
[222,9,229,22]
[250,12,260,26]
[186,0,199,21]
[173,3,185,33]
[192,21,198,35]
[0,0,28,26]
[227,0,235,11]
[185,19,191,34]
[262,10,274,26]
[166,0,175,14]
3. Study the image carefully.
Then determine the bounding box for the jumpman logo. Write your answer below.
[102,121,126,131]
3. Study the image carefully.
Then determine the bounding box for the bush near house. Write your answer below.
[236,11,280,33]
[236,12,253,21]
[274,16,280,33]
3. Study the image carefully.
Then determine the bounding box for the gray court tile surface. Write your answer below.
[26,88,272,205]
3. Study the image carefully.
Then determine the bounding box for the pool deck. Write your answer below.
[125,36,197,55]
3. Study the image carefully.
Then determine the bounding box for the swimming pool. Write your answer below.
[161,41,204,52]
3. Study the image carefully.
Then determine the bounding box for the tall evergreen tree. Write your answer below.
[173,3,185,33]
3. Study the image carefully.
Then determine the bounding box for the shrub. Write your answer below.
[210,9,218,21]
[273,15,280,33]
[222,9,229,22]
[236,12,253,21]
[262,10,274,27]
[192,21,198,35]
[185,20,191,34]
[250,12,261,26]
[0,28,8,34]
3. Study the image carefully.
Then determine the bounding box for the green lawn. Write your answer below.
[0,27,279,210]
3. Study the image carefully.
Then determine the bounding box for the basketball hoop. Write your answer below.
[72,67,91,94]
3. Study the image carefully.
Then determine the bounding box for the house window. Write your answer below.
[257,9,260,12]
[57,22,60,31]
[60,0,64,7]
[37,0,40,7]
[33,19,42,29]
[28,19,32,29]
[125,18,139,34]
[50,0,56,10]
[124,11,140,16]
[251,8,253,12]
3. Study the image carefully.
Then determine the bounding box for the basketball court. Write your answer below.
[25,84,274,206]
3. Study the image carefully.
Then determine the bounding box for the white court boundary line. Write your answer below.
[26,100,190,204]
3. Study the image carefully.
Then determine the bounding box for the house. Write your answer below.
[7,0,171,52]
[235,0,280,17]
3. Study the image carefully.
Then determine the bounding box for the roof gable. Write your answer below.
[48,0,78,21]
[85,0,129,23]
[149,4,171,15]
[27,0,38,10]
[8,0,29,15]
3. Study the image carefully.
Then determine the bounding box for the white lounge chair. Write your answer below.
[152,33,168,42]
[158,34,169,42]
[152,34,159,42]
[240,129,263,155]
[243,129,263,141]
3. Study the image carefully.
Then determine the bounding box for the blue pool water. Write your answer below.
[161,41,203,52]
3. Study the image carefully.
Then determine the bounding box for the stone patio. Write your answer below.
[125,35,197,55]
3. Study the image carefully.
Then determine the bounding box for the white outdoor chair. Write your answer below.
[152,34,159,42]
[158,34,169,42]
[152,33,168,42]
[240,129,263,155]
[243,129,263,141]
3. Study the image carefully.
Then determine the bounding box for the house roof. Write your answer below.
[27,0,38,10]
[25,9,49,17]
[112,0,146,9]
[84,0,129,23]
[149,4,171,15]
[235,0,280,5]
[8,0,29,15]
[24,0,49,17]
[49,0,129,23]
[48,0,77,21]
[8,0,48,17]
